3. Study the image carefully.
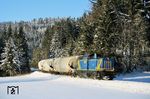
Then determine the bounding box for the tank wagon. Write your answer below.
[38,56,80,74]
[38,54,116,80]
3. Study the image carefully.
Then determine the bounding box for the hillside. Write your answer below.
[0,71,150,99]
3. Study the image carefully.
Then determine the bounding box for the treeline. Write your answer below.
[32,0,150,72]
[0,24,30,76]
[0,18,61,76]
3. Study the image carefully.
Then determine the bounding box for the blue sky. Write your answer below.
[0,0,91,22]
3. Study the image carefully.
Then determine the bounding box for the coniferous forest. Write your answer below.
[0,0,150,76]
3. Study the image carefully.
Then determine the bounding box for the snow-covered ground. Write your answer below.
[0,71,150,99]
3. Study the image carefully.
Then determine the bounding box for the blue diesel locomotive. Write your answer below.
[76,54,116,80]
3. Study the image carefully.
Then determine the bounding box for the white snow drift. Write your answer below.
[0,71,150,99]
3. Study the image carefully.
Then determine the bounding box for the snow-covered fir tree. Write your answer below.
[14,25,30,72]
[0,24,30,76]
[49,31,64,58]
[0,37,19,76]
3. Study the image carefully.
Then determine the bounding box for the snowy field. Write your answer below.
[0,71,150,99]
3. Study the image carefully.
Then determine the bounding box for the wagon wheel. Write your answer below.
[78,71,88,78]
[108,75,114,80]
[96,72,104,80]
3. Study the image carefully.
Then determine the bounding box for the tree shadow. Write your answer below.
[0,75,60,84]
[115,72,150,83]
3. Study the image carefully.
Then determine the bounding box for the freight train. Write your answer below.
[38,54,116,80]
